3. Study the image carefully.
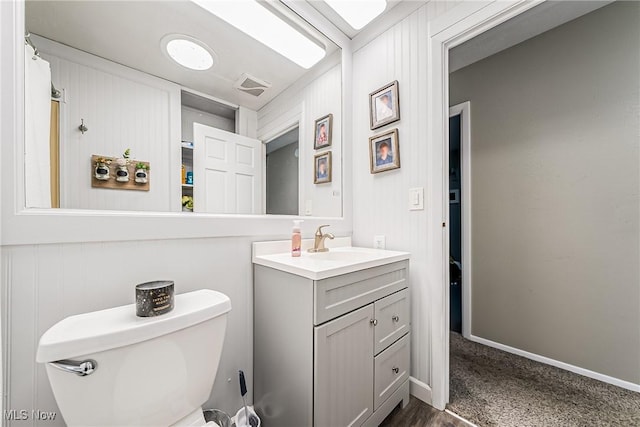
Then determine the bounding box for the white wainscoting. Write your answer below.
[409,377,432,405]
[35,35,182,213]
[257,60,342,218]
[1,236,266,427]
[350,0,461,388]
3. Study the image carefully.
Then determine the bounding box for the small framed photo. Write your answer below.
[369,80,400,130]
[314,114,333,150]
[369,129,400,174]
[314,151,332,184]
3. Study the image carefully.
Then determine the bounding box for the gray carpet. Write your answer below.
[448,333,640,426]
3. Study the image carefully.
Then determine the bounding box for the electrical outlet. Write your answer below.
[373,235,386,249]
[305,200,313,216]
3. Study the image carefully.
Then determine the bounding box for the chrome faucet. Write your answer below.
[309,225,334,253]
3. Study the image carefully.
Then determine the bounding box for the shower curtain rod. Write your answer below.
[25,32,62,99]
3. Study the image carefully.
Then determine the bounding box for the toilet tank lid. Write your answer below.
[36,289,231,363]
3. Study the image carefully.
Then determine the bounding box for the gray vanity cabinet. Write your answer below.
[254,260,410,427]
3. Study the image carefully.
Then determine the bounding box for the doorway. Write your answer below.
[265,126,300,215]
[448,102,470,338]
[439,1,639,421]
[448,113,461,334]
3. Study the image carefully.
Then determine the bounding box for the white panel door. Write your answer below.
[193,123,262,214]
[314,304,374,427]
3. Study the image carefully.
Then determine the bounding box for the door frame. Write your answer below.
[258,107,303,215]
[449,102,471,340]
[427,0,544,410]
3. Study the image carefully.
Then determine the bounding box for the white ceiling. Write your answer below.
[27,1,611,111]
[308,0,403,39]
[26,0,340,111]
[449,0,613,73]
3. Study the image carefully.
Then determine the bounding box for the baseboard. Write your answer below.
[409,376,432,405]
[468,334,640,393]
[445,409,478,427]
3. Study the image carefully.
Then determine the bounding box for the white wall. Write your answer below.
[257,61,342,218]
[36,35,181,212]
[351,1,461,388]
[1,236,264,427]
[450,1,640,384]
[2,29,353,427]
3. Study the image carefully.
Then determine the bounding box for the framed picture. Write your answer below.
[369,80,400,130]
[369,129,400,174]
[314,114,333,149]
[314,151,332,184]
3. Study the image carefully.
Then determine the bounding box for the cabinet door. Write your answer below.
[314,305,374,427]
[374,289,410,355]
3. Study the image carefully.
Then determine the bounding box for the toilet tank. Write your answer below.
[36,289,231,427]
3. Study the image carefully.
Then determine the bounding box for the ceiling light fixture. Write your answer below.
[191,0,326,69]
[325,0,387,30]
[162,34,216,71]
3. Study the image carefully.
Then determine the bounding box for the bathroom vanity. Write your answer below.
[253,238,410,427]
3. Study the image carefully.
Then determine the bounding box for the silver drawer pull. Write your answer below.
[49,359,97,377]
[392,367,399,374]
[370,319,378,326]
[392,315,400,322]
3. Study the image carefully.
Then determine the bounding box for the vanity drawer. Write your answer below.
[374,334,410,411]
[374,289,410,355]
[314,261,408,325]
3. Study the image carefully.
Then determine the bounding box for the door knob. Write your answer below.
[370,319,378,326]
[392,315,399,322]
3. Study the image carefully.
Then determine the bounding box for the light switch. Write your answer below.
[305,200,313,216]
[373,235,386,249]
[409,187,424,210]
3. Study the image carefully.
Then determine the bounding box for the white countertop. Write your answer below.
[252,238,410,280]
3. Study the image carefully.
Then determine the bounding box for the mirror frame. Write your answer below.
[1,1,353,245]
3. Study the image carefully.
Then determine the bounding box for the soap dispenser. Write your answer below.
[292,220,303,257]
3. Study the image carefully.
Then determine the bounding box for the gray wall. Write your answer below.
[181,105,235,142]
[450,1,640,384]
[266,142,299,215]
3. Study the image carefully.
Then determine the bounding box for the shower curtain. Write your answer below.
[24,44,52,208]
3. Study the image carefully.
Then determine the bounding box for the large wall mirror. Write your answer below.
[24,0,342,217]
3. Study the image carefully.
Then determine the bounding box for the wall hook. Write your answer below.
[79,119,88,134]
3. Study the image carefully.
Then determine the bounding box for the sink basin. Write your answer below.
[308,249,376,262]
[252,242,410,280]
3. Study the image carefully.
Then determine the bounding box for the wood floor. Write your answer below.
[380,397,471,427]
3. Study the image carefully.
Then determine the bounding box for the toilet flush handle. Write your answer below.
[49,359,98,377]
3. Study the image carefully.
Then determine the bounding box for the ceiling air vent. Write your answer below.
[234,73,272,97]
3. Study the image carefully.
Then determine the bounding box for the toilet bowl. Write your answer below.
[36,289,231,427]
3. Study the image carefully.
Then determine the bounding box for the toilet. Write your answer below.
[36,289,231,427]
